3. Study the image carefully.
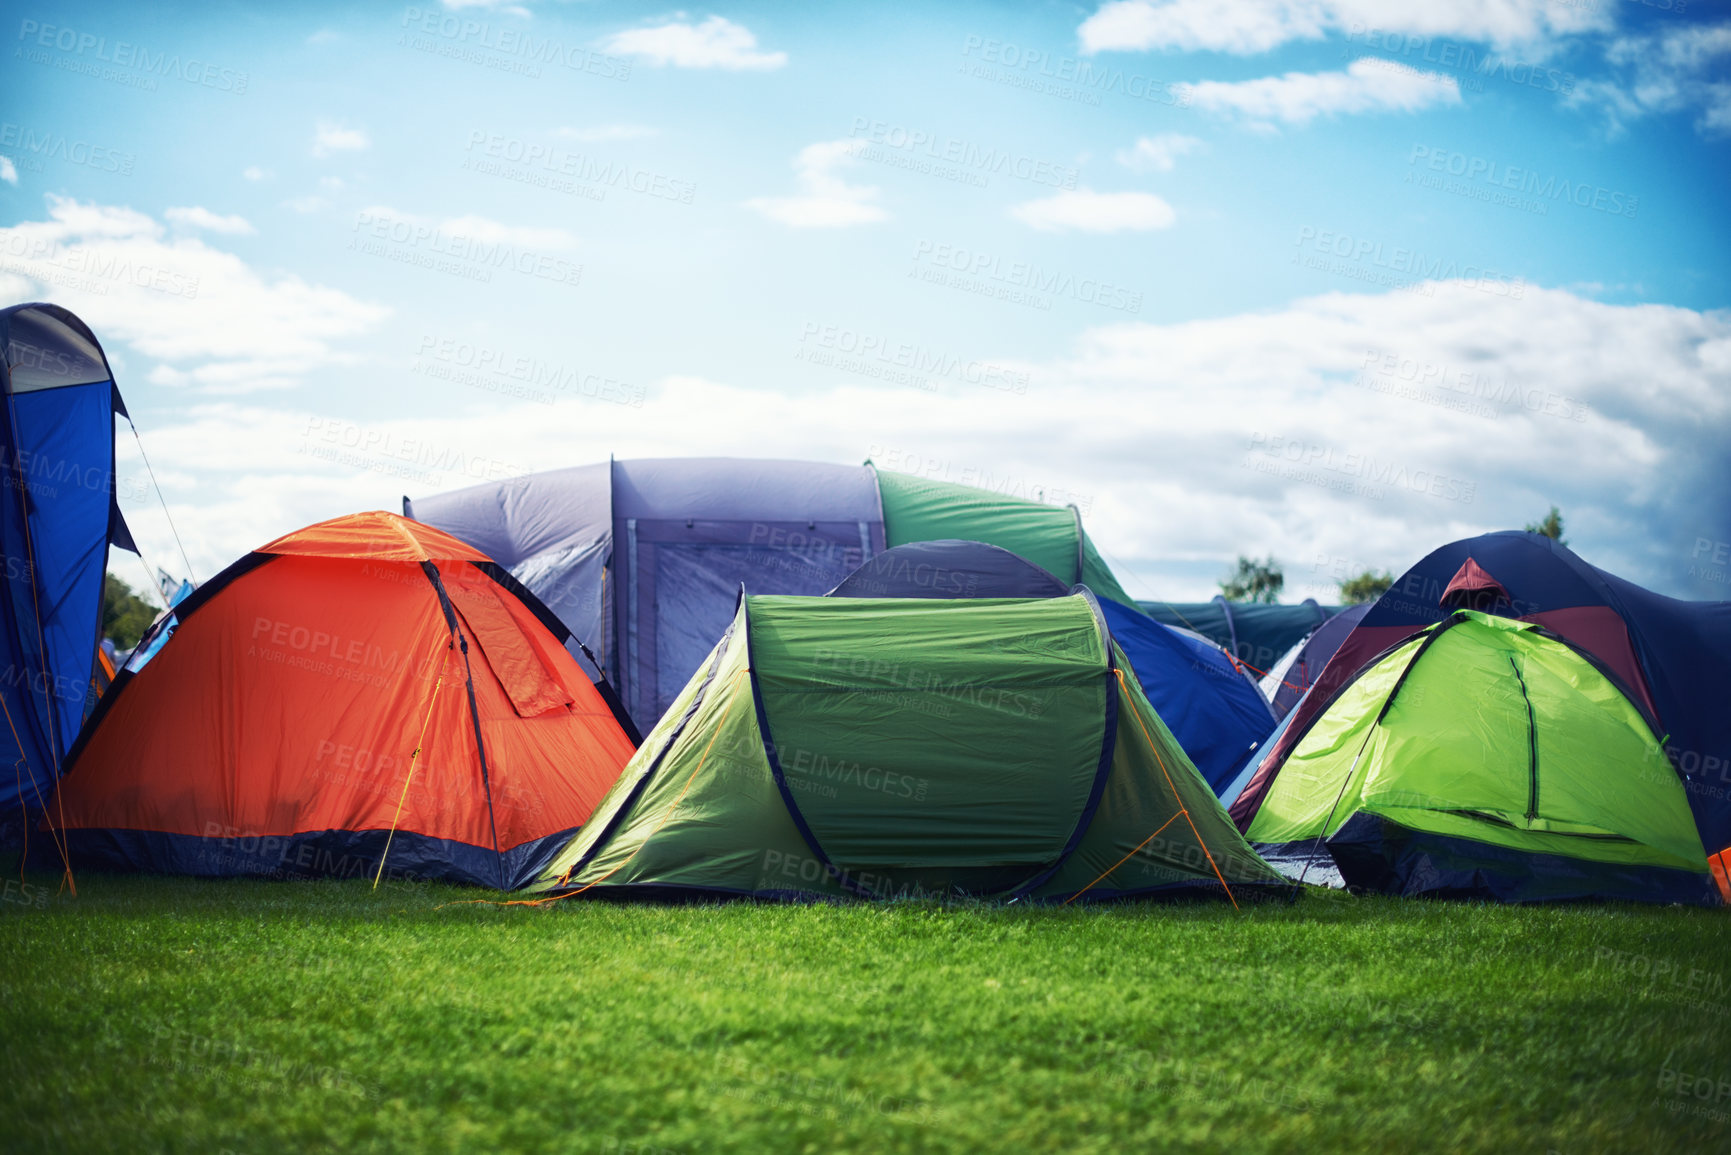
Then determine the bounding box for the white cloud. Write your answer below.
[443,0,531,11]
[1569,22,1731,137]
[0,196,388,398]
[554,124,659,143]
[602,16,786,70]
[745,140,886,228]
[1079,0,1608,56]
[312,121,370,158]
[125,281,1730,601]
[164,206,256,235]
[241,166,272,182]
[284,195,328,214]
[0,157,17,186]
[1180,58,1461,126]
[1010,188,1176,233]
[1115,133,1204,172]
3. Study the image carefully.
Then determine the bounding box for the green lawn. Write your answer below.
[2,868,1727,1154]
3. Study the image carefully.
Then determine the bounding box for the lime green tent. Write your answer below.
[1246,610,1715,904]
[527,591,1282,901]
[874,468,1138,609]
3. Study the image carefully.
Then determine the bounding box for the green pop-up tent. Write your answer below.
[1246,609,1715,904]
[526,590,1282,902]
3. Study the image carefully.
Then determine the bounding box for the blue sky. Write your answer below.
[3,0,1728,603]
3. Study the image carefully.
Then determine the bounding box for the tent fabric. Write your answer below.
[525,591,1283,902]
[1441,556,1511,608]
[1260,602,1373,717]
[1229,533,1731,868]
[0,303,136,817]
[1242,610,1715,905]
[827,542,1276,798]
[828,540,1071,600]
[872,467,1139,607]
[406,458,1143,734]
[1095,599,1275,797]
[42,512,636,889]
[1139,598,1340,678]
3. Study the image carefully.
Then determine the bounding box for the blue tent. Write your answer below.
[832,540,1274,797]
[1096,600,1277,797]
[406,459,1138,733]
[0,303,136,815]
[407,458,885,727]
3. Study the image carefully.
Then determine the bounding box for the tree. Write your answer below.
[1339,569,1393,604]
[102,574,157,650]
[1221,555,1284,604]
[1525,505,1566,545]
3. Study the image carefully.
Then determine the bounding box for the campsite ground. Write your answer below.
[2,870,1726,1155]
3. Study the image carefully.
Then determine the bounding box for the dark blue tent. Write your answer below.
[0,303,136,816]
[829,541,1276,797]
[828,539,1069,600]
[1229,531,1731,894]
[1260,602,1371,717]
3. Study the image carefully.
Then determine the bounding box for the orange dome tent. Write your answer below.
[45,512,638,889]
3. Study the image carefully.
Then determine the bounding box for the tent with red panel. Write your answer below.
[1228,531,1731,901]
[43,512,638,889]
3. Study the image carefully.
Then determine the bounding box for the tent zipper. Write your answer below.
[1508,655,1538,823]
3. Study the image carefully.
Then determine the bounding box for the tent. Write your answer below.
[1229,533,1731,898]
[1241,609,1716,905]
[43,513,637,888]
[1140,597,1341,678]
[405,459,1137,731]
[522,588,1284,902]
[1260,602,1372,716]
[828,542,1275,796]
[0,303,137,820]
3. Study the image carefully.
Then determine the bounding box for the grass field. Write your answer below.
[2,867,1728,1155]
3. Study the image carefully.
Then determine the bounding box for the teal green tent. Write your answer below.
[527,591,1282,902]
[1245,610,1715,904]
